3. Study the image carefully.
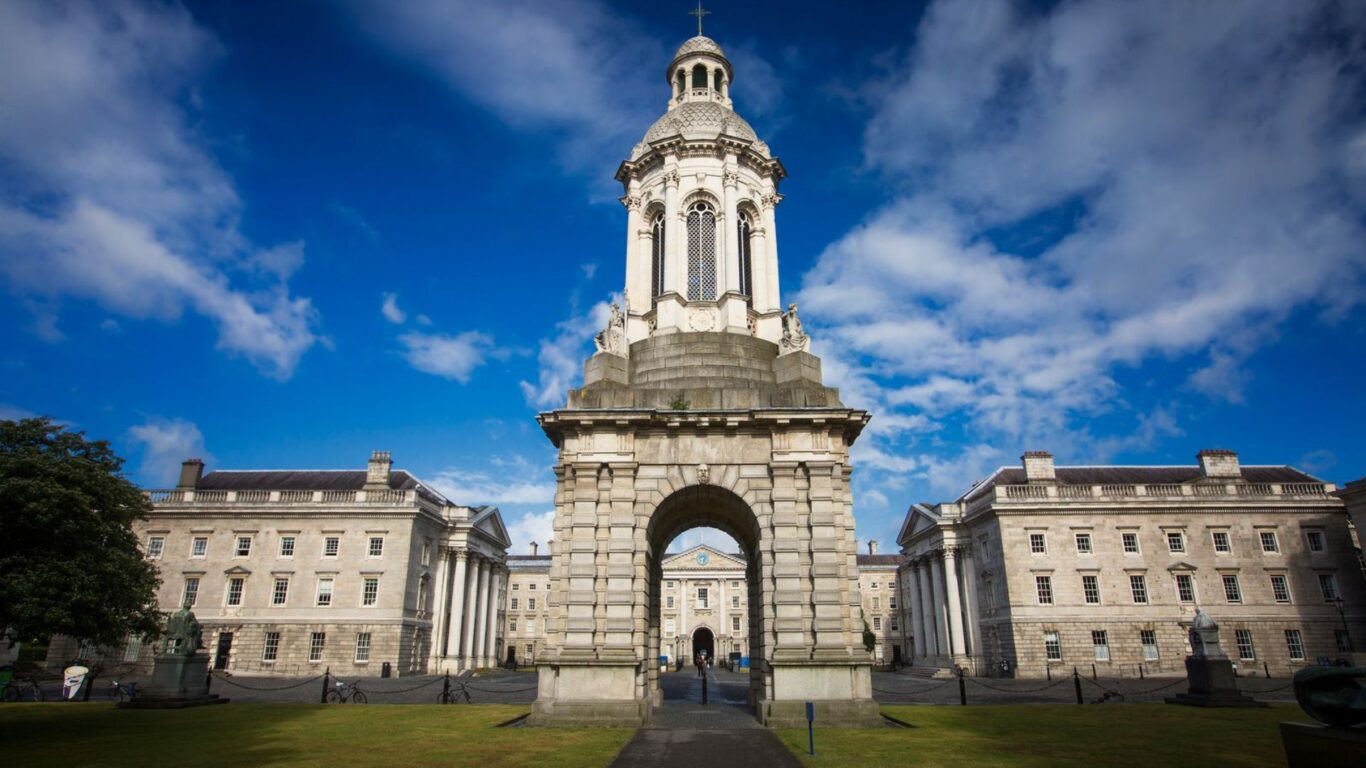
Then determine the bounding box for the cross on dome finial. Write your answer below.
[689,2,711,36]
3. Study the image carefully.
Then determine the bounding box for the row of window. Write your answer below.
[1029,529,1325,557]
[258,631,372,663]
[508,618,537,636]
[1041,627,1348,664]
[661,616,747,635]
[662,591,743,609]
[185,575,384,609]
[649,206,756,304]
[1032,571,1340,606]
[149,534,386,561]
[507,597,539,611]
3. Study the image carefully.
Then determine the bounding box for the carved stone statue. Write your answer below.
[163,607,203,657]
[780,303,808,353]
[594,302,627,356]
[1188,608,1227,660]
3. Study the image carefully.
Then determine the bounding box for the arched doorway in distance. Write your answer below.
[691,626,715,665]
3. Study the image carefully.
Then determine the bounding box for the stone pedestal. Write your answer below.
[118,654,227,709]
[1280,722,1366,767]
[1165,656,1266,708]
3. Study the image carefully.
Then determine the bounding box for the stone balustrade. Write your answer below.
[988,480,1331,510]
[145,488,422,506]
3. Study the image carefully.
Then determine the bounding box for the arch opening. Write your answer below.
[644,484,766,715]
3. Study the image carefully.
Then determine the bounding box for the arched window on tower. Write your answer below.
[737,210,754,304]
[692,64,709,90]
[675,70,686,99]
[713,69,724,91]
[651,212,666,301]
[686,201,717,301]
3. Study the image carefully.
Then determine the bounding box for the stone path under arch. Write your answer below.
[607,668,802,768]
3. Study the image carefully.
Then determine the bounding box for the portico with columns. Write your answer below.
[896,503,983,673]
[429,506,513,673]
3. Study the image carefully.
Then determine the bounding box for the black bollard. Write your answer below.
[321,667,331,704]
[1139,664,1145,680]
[957,668,967,706]
[1073,668,1083,705]
[442,671,451,703]
[1046,665,1052,681]
[1264,661,1271,679]
[1091,663,1097,682]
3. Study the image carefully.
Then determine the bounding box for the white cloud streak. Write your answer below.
[381,292,407,324]
[519,293,617,408]
[803,0,1366,467]
[398,330,496,383]
[128,417,210,486]
[0,0,320,379]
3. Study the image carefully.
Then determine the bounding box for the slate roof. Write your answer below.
[958,465,1322,503]
[857,554,903,567]
[196,469,448,505]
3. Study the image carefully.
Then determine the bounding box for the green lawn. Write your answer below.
[0,704,634,768]
[775,704,1311,768]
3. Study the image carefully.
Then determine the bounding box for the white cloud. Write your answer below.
[519,294,617,408]
[342,0,663,174]
[0,0,320,379]
[128,417,210,486]
[381,292,407,324]
[398,330,496,383]
[429,465,555,507]
[0,404,38,422]
[799,0,1366,490]
[505,509,555,557]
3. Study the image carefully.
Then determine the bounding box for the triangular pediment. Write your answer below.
[470,506,513,548]
[223,565,252,575]
[896,503,942,548]
[662,544,746,569]
[1166,560,1199,572]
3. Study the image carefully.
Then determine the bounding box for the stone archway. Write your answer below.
[691,626,715,662]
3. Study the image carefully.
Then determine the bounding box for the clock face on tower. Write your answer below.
[696,552,710,566]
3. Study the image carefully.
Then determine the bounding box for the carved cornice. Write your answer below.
[620,194,642,211]
[760,192,783,209]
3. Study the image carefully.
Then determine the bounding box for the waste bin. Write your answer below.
[381,662,391,678]
[739,657,750,669]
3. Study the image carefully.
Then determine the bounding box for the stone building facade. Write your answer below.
[529,32,879,728]
[857,544,905,665]
[896,449,1364,678]
[507,543,901,669]
[54,452,512,677]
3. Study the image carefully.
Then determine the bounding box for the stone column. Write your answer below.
[664,165,682,295]
[472,559,490,667]
[916,558,937,656]
[427,549,449,666]
[928,553,949,660]
[961,546,982,662]
[722,162,740,295]
[941,548,967,659]
[907,560,928,655]
[749,225,770,311]
[760,192,781,312]
[483,565,502,668]
[444,550,469,658]
[622,187,643,311]
[460,555,482,667]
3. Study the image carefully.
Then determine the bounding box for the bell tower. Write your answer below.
[615,33,788,346]
[531,25,879,729]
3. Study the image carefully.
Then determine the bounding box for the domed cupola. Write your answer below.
[667,36,734,109]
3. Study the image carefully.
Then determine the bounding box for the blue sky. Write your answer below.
[2,0,1364,556]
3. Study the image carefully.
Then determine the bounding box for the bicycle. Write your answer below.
[107,680,137,702]
[2,677,45,702]
[437,682,471,704]
[325,679,367,704]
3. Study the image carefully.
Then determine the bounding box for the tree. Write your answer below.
[862,619,876,654]
[0,417,162,648]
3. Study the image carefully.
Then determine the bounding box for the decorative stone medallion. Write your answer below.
[688,307,717,332]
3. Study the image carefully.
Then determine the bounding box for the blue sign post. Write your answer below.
[806,701,815,756]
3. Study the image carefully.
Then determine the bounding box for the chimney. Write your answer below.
[531,542,539,556]
[1022,451,1056,483]
[868,540,878,556]
[365,450,392,489]
[1197,449,1241,479]
[177,458,204,489]
[547,539,554,555]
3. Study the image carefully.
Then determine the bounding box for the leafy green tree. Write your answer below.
[862,619,876,653]
[0,417,162,648]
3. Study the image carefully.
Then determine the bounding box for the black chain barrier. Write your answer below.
[210,673,326,691]
[871,678,959,695]
[965,677,1074,695]
[463,683,540,693]
[362,676,447,696]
